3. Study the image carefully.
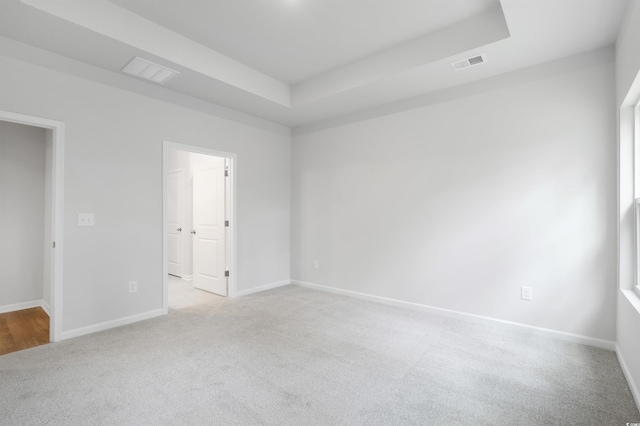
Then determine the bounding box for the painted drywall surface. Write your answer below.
[616,1,640,104]
[616,0,640,405]
[292,57,616,340]
[0,54,290,332]
[618,291,640,401]
[0,121,46,306]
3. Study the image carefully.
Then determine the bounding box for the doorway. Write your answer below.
[0,110,64,344]
[162,141,235,314]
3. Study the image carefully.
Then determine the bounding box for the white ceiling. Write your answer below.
[0,0,630,130]
[109,0,499,85]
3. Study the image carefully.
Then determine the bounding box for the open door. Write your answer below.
[167,170,184,277]
[192,157,227,296]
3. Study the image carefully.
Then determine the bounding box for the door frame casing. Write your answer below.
[0,109,65,342]
[162,140,237,313]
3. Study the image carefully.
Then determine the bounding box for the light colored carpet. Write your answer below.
[0,284,638,425]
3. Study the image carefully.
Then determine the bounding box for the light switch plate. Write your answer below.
[78,213,95,226]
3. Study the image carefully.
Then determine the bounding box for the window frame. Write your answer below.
[635,197,640,297]
[635,101,640,298]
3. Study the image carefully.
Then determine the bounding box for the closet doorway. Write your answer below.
[162,141,235,313]
[0,110,64,345]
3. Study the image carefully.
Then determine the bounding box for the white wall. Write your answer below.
[0,121,46,307]
[292,50,617,341]
[615,0,640,407]
[0,52,291,334]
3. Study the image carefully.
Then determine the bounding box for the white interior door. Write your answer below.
[167,170,183,277]
[192,157,227,296]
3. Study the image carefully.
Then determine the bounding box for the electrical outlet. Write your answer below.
[129,281,137,293]
[313,260,319,269]
[78,213,95,226]
[521,286,533,301]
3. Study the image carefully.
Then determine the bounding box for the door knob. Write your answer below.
[191,230,196,235]
[177,227,182,232]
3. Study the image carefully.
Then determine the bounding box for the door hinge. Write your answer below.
[225,169,229,177]
[225,270,229,277]
[225,220,229,227]
[52,241,56,248]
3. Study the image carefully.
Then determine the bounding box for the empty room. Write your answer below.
[1,0,640,424]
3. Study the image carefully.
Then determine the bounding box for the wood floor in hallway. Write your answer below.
[0,307,49,355]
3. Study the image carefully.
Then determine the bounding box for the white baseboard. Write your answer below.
[235,280,291,297]
[181,275,193,282]
[292,280,615,351]
[616,343,640,412]
[0,299,45,314]
[61,308,164,341]
[40,300,51,317]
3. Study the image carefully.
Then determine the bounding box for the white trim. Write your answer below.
[616,343,640,412]
[61,308,164,340]
[0,299,50,316]
[236,280,291,297]
[292,280,616,351]
[631,196,640,287]
[0,300,44,314]
[622,288,640,314]
[40,300,51,317]
[162,141,238,316]
[181,274,193,282]
[0,110,64,343]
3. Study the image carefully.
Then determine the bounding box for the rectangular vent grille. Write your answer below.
[451,54,486,71]
[122,57,179,84]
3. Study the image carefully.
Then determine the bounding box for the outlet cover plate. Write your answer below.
[521,286,533,301]
[78,213,95,226]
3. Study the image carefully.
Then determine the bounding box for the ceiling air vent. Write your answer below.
[451,54,486,71]
[121,57,179,84]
